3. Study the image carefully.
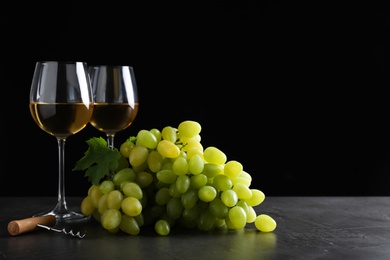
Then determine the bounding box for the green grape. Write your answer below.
[197,209,216,231]
[80,196,95,216]
[224,160,243,179]
[209,197,229,219]
[98,194,109,214]
[155,187,171,205]
[157,140,180,158]
[232,183,252,200]
[155,219,170,236]
[99,180,115,194]
[113,168,136,186]
[135,171,154,188]
[161,160,173,170]
[121,197,143,217]
[119,140,135,158]
[175,175,190,194]
[185,147,203,159]
[220,189,238,207]
[190,174,208,190]
[232,176,251,187]
[117,156,130,171]
[129,145,149,167]
[238,170,252,182]
[202,163,223,178]
[172,157,189,176]
[254,214,277,232]
[181,188,198,209]
[107,190,124,210]
[245,189,265,207]
[122,182,143,200]
[212,174,232,191]
[156,169,177,184]
[181,203,202,222]
[136,129,158,149]
[166,197,184,219]
[181,138,203,152]
[89,185,103,208]
[150,128,162,142]
[147,150,163,173]
[134,213,144,227]
[177,120,201,138]
[101,208,122,230]
[119,214,140,235]
[228,206,247,229]
[132,161,148,173]
[203,146,227,165]
[161,126,177,142]
[198,185,217,202]
[188,154,204,175]
[246,206,257,223]
[169,183,182,198]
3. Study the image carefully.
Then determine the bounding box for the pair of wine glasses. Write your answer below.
[29,61,139,223]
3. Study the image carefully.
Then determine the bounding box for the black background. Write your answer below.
[2,1,390,196]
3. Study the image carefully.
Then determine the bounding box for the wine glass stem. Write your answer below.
[56,137,68,211]
[106,134,115,149]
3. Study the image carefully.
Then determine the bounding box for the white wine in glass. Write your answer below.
[29,61,94,223]
[89,65,139,148]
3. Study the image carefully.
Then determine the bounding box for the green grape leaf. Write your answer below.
[73,137,121,185]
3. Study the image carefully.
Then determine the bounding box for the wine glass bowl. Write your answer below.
[29,61,94,223]
[89,65,139,148]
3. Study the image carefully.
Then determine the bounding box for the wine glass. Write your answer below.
[29,61,94,223]
[88,65,139,148]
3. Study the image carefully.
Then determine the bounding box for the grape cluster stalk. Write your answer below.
[79,120,277,235]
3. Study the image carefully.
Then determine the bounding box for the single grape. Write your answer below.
[203,146,227,165]
[107,190,124,210]
[220,189,238,207]
[175,175,190,194]
[232,183,252,200]
[119,214,140,235]
[129,145,150,167]
[121,197,143,217]
[157,140,180,158]
[136,129,158,149]
[245,189,265,207]
[224,160,243,179]
[155,219,170,236]
[100,180,115,194]
[228,206,247,229]
[212,174,232,191]
[113,168,136,186]
[172,156,189,176]
[181,188,199,209]
[198,185,217,202]
[80,196,95,216]
[101,208,122,230]
[147,150,163,173]
[254,214,277,232]
[177,120,201,138]
[161,126,177,143]
[122,182,143,200]
[188,154,204,175]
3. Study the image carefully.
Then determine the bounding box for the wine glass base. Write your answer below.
[33,206,91,224]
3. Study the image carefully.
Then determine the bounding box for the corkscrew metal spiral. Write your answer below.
[36,224,86,238]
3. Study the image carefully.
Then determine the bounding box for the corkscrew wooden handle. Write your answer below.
[8,215,56,236]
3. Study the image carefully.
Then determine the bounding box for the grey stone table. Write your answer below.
[1,196,389,259]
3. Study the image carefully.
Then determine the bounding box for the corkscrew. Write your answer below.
[36,223,86,238]
[8,215,86,239]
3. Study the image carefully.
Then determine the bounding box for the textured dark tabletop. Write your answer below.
[1,196,390,259]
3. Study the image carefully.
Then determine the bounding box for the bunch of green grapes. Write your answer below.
[79,120,277,235]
